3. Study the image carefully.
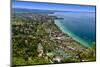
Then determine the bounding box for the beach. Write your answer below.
[54,19,90,47]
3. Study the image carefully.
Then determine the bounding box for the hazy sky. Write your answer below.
[12,0,96,12]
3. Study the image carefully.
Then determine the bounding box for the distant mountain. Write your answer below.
[12,8,74,13]
[12,8,95,14]
[12,8,55,14]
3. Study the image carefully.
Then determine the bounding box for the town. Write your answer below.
[12,10,96,66]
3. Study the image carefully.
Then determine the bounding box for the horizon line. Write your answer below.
[12,7,96,13]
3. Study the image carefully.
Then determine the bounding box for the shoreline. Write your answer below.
[54,19,90,47]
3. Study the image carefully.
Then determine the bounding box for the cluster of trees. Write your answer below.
[12,13,55,65]
[79,42,96,61]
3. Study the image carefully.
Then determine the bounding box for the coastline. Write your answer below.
[54,19,90,47]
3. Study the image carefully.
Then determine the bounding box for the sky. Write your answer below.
[12,0,96,12]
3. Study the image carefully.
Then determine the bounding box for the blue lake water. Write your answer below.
[50,11,96,47]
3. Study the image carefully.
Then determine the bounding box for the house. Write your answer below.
[37,43,44,57]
